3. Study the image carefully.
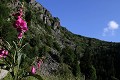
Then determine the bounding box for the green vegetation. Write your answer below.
[1,0,120,80]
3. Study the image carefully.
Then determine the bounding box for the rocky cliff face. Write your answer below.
[28,0,60,29]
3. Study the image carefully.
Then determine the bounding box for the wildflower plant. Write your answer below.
[0,39,43,80]
[0,0,43,80]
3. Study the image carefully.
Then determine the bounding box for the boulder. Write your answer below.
[0,69,9,80]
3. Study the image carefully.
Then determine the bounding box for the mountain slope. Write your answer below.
[1,0,120,80]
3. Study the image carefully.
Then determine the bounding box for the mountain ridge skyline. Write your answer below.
[36,0,120,42]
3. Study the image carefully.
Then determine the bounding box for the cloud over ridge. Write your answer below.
[103,20,119,36]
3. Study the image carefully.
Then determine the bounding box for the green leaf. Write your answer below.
[14,51,17,63]
[6,41,12,50]
[14,66,18,76]
[13,41,18,50]
[17,53,22,69]
[0,59,4,64]
[18,43,28,52]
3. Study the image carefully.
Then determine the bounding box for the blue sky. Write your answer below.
[36,0,120,42]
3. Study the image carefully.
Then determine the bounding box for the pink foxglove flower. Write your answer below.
[4,50,8,55]
[3,50,8,58]
[12,8,28,39]
[20,20,28,32]
[18,32,23,39]
[0,49,3,58]
[31,66,36,74]
[0,49,8,58]
[37,62,41,69]
[13,17,22,28]
[37,59,43,69]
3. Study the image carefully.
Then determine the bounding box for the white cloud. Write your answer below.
[102,20,119,36]
[108,21,119,30]
[102,28,108,36]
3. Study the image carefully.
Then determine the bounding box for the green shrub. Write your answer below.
[0,3,17,43]
[25,11,32,26]
[39,45,50,57]
[72,60,81,77]
[44,25,52,34]
[53,41,61,51]
[45,35,53,47]
[61,46,75,65]
[29,38,37,47]
[89,65,97,80]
